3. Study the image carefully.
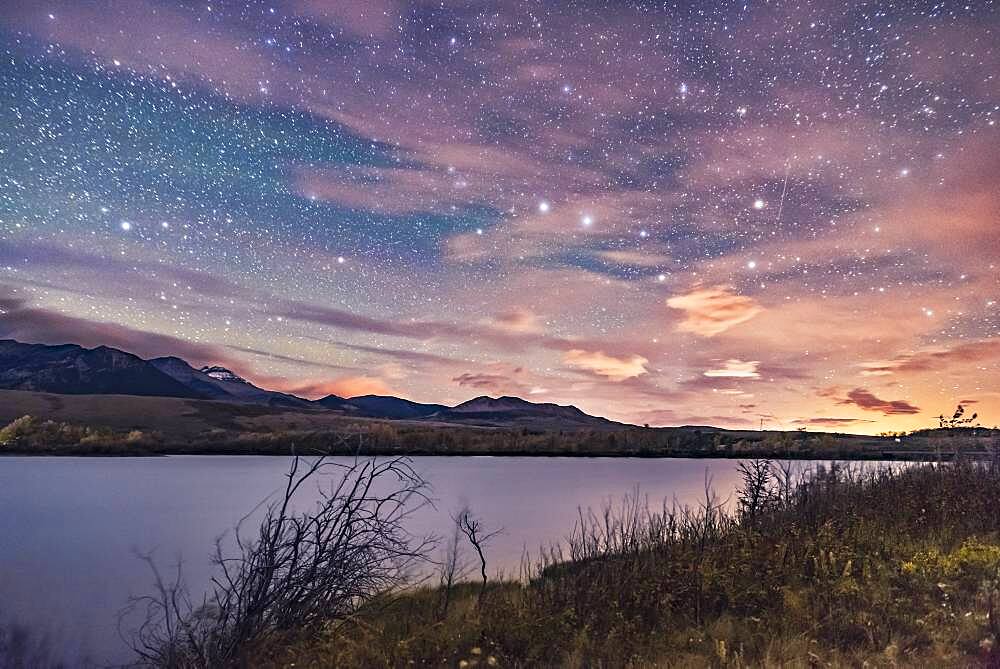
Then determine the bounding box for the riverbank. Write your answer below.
[255,459,1000,667]
[1,456,896,666]
[3,389,997,461]
[0,444,988,461]
[4,411,997,460]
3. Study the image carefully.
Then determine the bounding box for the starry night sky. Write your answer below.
[1,0,997,433]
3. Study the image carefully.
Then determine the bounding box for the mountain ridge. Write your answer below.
[0,339,617,429]
[0,340,202,399]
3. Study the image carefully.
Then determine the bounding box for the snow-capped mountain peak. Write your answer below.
[199,365,249,384]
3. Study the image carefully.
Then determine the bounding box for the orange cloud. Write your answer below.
[563,349,649,381]
[666,286,763,337]
[277,376,394,399]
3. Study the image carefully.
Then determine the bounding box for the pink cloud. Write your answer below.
[292,0,403,41]
[563,349,649,382]
[666,286,763,337]
[836,388,922,416]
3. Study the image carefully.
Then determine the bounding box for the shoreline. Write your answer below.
[0,446,979,461]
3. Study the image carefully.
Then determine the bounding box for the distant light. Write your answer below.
[753,199,765,210]
[475,228,483,235]
[120,221,132,231]
[657,274,667,282]
[581,215,593,227]
[900,168,910,177]
[747,260,757,269]
[337,256,345,264]
[538,201,550,213]
[161,221,170,229]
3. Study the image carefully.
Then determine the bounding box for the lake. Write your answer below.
[0,455,880,665]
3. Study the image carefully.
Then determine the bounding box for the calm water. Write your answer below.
[0,455,870,665]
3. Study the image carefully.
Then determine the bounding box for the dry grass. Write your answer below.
[253,458,1000,668]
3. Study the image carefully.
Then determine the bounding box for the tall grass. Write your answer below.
[258,457,1000,667]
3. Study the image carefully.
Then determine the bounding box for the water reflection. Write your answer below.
[0,455,886,664]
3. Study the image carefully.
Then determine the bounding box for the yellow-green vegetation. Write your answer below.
[0,414,159,454]
[254,460,1000,668]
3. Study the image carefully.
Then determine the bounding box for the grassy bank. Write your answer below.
[249,459,1000,668]
[2,409,997,461]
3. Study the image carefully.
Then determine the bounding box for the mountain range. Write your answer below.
[0,339,619,429]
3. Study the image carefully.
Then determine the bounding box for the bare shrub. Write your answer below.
[122,455,434,667]
[454,507,502,606]
[736,458,776,522]
[436,510,471,619]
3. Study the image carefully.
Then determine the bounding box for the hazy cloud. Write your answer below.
[0,290,241,371]
[704,359,761,378]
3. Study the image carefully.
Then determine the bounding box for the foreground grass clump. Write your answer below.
[258,459,1000,668]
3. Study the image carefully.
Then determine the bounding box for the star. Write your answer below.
[0,0,993,440]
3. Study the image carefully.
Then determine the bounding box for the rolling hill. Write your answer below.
[0,339,616,430]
